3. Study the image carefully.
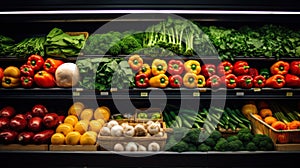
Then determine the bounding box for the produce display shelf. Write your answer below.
[1,87,300,99]
[0,151,300,167]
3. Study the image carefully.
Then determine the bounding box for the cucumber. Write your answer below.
[169,111,177,121]
[238,122,248,129]
[182,117,193,128]
[228,122,236,131]
[176,116,183,127]
[194,122,201,129]
[227,108,243,123]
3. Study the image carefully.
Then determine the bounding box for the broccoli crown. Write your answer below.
[214,138,229,151]
[165,136,178,151]
[170,140,189,152]
[172,127,190,141]
[227,135,239,142]
[252,134,274,151]
[204,137,216,147]
[198,143,212,152]
[188,143,198,152]
[119,35,142,54]
[209,130,222,141]
[237,128,254,144]
[107,44,121,55]
[245,142,258,151]
[227,139,244,151]
[182,128,201,144]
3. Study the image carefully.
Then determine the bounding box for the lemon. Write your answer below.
[65,131,81,145]
[74,120,89,134]
[88,120,103,133]
[56,123,74,136]
[68,102,85,117]
[80,131,97,145]
[51,132,65,145]
[80,108,94,121]
[64,115,79,127]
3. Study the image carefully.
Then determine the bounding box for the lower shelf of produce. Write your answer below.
[0,150,299,167]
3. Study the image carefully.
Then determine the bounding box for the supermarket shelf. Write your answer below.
[1,87,300,100]
[0,151,299,167]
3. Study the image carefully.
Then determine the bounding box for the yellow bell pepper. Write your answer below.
[196,75,206,87]
[184,60,201,74]
[151,59,167,76]
[2,66,21,88]
[149,74,169,88]
[183,72,198,88]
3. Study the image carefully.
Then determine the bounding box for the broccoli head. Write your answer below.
[107,44,121,55]
[170,140,189,152]
[197,143,212,152]
[227,139,244,151]
[237,128,254,144]
[227,135,239,142]
[214,138,229,151]
[188,143,198,152]
[165,136,178,151]
[204,137,216,147]
[209,130,222,141]
[252,134,274,151]
[182,128,201,144]
[119,35,142,55]
[245,142,258,151]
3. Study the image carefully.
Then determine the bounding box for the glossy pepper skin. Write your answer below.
[27,54,45,71]
[196,75,206,88]
[233,61,250,76]
[152,59,167,76]
[289,61,300,76]
[201,64,216,78]
[260,68,270,79]
[248,68,259,78]
[206,75,221,88]
[266,74,285,88]
[0,67,3,82]
[135,73,149,88]
[43,58,64,74]
[128,54,143,71]
[34,70,56,88]
[184,60,201,74]
[183,72,198,88]
[237,75,253,89]
[167,59,184,75]
[218,61,233,76]
[285,74,300,88]
[149,74,169,88]
[21,76,34,88]
[169,75,183,88]
[224,74,238,89]
[20,64,34,77]
[138,63,152,78]
[253,75,266,88]
[270,61,290,75]
[2,66,21,88]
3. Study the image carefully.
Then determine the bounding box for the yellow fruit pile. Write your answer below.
[51,102,110,145]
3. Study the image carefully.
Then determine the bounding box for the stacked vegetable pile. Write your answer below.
[0,54,80,88]
[51,102,110,145]
[166,128,274,152]
[0,35,15,56]
[0,104,64,144]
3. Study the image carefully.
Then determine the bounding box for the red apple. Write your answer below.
[42,113,59,128]
[0,117,10,131]
[0,130,18,144]
[32,104,48,117]
[0,106,16,118]
[17,131,35,144]
[28,117,43,132]
[9,117,27,131]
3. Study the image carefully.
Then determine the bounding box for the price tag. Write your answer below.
[110,88,118,92]
[253,88,261,92]
[100,92,109,96]
[140,92,148,97]
[236,92,244,96]
[193,92,200,97]
[72,92,80,96]
[75,88,84,92]
[199,88,207,92]
[286,92,293,97]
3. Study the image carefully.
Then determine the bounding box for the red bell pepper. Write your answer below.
[169,75,183,88]
[237,75,253,89]
[218,61,233,76]
[233,61,250,76]
[266,74,285,88]
[201,64,216,78]
[167,60,184,75]
[21,76,34,88]
[135,73,149,88]
[33,70,56,88]
[285,74,300,88]
[206,75,221,88]
[43,58,64,74]
[248,68,259,78]
[20,64,35,77]
[289,61,300,76]
[27,54,45,71]
[270,61,290,75]
[253,75,266,88]
[224,74,238,89]
[0,67,3,82]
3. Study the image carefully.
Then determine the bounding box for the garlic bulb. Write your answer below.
[121,122,129,129]
[125,142,138,151]
[110,125,123,137]
[99,126,111,136]
[148,142,160,151]
[134,124,147,136]
[123,125,135,137]
[137,144,147,151]
[153,131,164,137]
[114,143,124,151]
[107,120,119,129]
[147,121,161,135]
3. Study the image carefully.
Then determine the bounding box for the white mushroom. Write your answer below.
[99,126,111,136]
[107,120,119,129]
[123,125,135,137]
[125,142,138,152]
[134,124,147,136]
[147,121,161,135]
[148,142,160,151]
[110,125,123,137]
[113,143,125,151]
[137,143,147,151]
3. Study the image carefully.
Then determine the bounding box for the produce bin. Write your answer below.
[0,144,49,151]
[249,113,300,144]
[49,144,99,151]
